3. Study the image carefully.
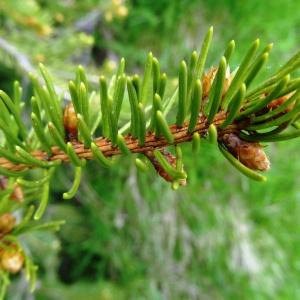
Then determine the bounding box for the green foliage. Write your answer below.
[0,25,300,298]
[1,1,300,300]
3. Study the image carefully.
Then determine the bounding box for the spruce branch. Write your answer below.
[2,26,300,298]
[0,111,231,172]
[0,27,300,188]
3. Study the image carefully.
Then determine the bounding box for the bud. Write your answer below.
[221,133,270,171]
[0,214,16,237]
[267,93,294,113]
[145,150,187,186]
[202,66,232,99]
[0,177,23,203]
[11,183,24,202]
[64,103,78,141]
[202,67,218,98]
[0,247,24,274]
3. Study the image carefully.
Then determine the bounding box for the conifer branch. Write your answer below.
[2,26,300,298]
[0,111,231,172]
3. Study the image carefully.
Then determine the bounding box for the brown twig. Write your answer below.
[0,112,237,172]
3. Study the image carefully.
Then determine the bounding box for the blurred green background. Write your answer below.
[1,0,300,299]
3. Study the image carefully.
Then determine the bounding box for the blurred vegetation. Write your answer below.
[1,0,300,299]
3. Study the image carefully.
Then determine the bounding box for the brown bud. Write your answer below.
[221,133,270,171]
[0,247,24,274]
[0,177,23,203]
[202,67,218,98]
[202,66,232,99]
[267,93,294,113]
[11,184,24,202]
[64,103,78,141]
[0,214,16,237]
[145,149,187,186]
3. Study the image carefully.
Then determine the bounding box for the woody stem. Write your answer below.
[0,112,237,172]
